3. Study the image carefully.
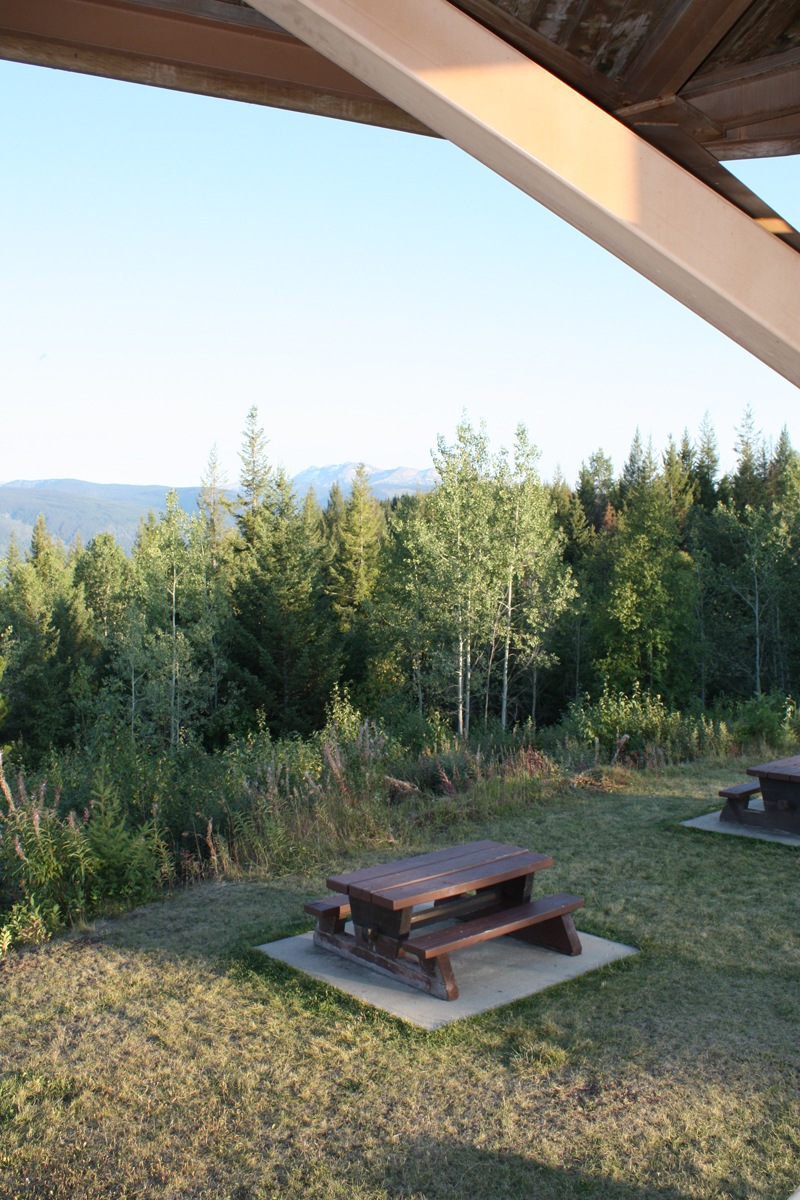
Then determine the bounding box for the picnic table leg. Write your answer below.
[313,924,459,999]
[513,912,582,956]
[313,899,460,1000]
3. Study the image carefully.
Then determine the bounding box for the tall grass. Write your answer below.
[550,683,800,767]
[3,686,797,954]
[0,754,170,954]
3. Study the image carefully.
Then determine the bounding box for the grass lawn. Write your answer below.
[1,761,798,1199]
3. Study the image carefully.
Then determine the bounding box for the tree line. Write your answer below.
[1,404,799,761]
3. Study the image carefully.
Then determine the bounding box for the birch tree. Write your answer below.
[492,425,575,729]
[427,417,495,737]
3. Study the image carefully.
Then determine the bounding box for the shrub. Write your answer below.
[0,753,168,954]
[557,683,733,764]
[731,693,794,750]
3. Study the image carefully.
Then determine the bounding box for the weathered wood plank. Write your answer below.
[369,853,553,911]
[346,843,537,903]
[313,927,459,999]
[746,755,800,781]
[404,894,584,960]
[0,0,433,134]
[620,0,754,101]
[512,911,583,956]
[326,839,507,893]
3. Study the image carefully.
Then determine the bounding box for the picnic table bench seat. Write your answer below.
[719,781,761,823]
[403,893,584,961]
[305,841,585,1001]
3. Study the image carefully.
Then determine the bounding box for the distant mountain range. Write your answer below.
[0,464,437,556]
[293,463,438,502]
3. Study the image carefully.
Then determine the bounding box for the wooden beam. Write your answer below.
[0,0,432,134]
[614,95,800,231]
[248,0,800,387]
[680,48,800,131]
[618,120,800,250]
[446,0,625,110]
[620,0,756,102]
[705,110,800,160]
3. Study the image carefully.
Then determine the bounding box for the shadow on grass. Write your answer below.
[94,877,317,959]
[379,1137,695,1200]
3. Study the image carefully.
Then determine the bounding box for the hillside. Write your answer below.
[0,465,436,555]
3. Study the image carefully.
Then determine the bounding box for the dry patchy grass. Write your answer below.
[0,761,798,1199]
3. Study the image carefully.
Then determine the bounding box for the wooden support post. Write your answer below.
[513,913,583,956]
[313,926,459,999]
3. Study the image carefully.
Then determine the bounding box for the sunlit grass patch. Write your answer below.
[1,761,798,1199]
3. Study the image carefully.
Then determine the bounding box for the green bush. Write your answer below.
[731,693,793,750]
[0,753,167,954]
[556,683,733,764]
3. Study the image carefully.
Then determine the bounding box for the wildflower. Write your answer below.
[14,834,26,861]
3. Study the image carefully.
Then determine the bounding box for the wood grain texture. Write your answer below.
[620,0,755,101]
[345,844,540,904]
[405,894,585,960]
[326,839,510,893]
[369,853,553,911]
[512,912,583,955]
[746,755,800,782]
[0,0,433,134]
[313,927,459,999]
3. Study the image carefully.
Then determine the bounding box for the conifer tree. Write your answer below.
[0,515,92,753]
[732,405,768,511]
[679,427,694,475]
[767,425,798,502]
[577,450,614,528]
[694,411,720,509]
[4,531,22,580]
[199,443,230,568]
[620,430,657,503]
[237,406,273,513]
[661,434,693,522]
[228,468,337,733]
[329,464,384,622]
[321,481,345,565]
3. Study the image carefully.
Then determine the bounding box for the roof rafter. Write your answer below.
[0,0,432,133]
[621,0,756,102]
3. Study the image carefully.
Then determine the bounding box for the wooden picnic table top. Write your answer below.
[746,755,800,783]
[326,839,552,912]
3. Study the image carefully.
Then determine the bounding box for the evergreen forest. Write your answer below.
[2,404,799,763]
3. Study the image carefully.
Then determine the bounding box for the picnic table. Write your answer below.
[719,754,800,835]
[304,839,584,1001]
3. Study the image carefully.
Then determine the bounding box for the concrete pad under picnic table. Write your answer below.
[682,799,800,848]
[256,927,637,1029]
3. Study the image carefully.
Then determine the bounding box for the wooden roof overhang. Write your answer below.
[3,0,799,244]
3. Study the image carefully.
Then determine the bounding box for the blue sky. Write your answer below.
[2,58,799,489]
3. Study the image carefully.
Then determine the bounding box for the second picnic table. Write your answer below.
[305,839,584,1000]
[720,754,800,835]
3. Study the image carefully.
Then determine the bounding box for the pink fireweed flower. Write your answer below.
[14,833,26,861]
[32,811,40,837]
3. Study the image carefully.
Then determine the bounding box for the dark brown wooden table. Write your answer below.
[720,754,800,834]
[304,840,584,1001]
